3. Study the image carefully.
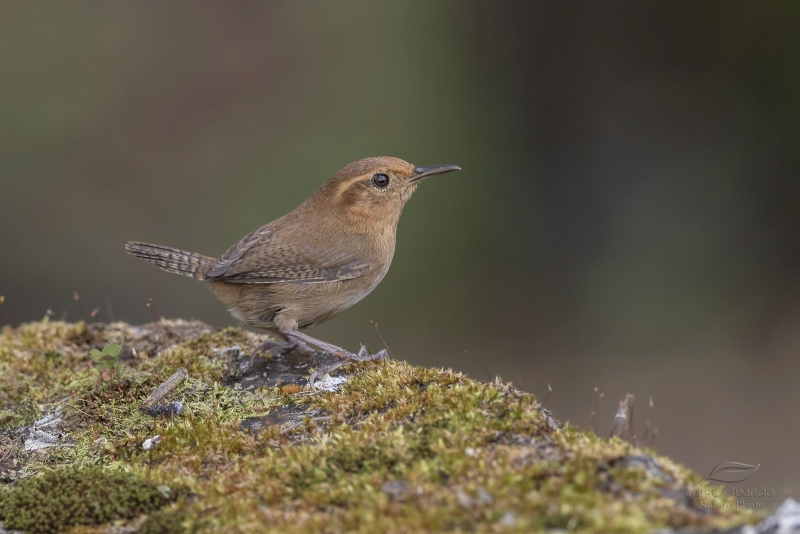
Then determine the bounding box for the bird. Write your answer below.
[126,156,460,388]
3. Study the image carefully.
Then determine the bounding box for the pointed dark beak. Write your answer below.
[408,164,461,183]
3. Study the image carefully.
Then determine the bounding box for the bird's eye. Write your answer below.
[372,173,390,188]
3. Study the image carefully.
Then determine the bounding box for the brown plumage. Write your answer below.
[126,156,460,387]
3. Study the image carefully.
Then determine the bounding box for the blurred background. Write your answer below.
[1,1,798,499]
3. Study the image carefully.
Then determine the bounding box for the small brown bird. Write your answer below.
[126,157,460,387]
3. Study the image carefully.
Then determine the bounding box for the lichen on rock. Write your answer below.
[0,320,763,533]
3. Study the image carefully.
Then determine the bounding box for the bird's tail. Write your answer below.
[125,242,215,280]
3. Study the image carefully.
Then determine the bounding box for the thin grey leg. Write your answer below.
[282,329,387,390]
[253,330,313,356]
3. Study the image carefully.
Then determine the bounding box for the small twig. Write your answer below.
[139,368,188,414]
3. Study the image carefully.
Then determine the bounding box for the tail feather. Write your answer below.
[125,242,215,280]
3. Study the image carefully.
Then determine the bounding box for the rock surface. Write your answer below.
[0,320,768,533]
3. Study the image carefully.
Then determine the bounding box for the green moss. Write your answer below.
[139,510,186,534]
[0,467,172,534]
[0,320,764,533]
[0,397,39,430]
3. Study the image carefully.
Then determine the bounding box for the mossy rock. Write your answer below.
[0,398,40,432]
[139,510,186,534]
[0,467,174,533]
[0,320,764,533]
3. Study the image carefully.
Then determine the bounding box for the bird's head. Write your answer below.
[314,156,460,228]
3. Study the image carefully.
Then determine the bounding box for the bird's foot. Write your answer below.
[308,346,389,391]
[282,330,388,391]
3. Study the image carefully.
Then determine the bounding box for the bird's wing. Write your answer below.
[205,225,374,284]
[206,224,272,279]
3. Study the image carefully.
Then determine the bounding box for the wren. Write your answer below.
[126,157,460,388]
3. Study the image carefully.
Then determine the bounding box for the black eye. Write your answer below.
[372,173,390,188]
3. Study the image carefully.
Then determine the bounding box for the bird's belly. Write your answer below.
[286,266,389,328]
[209,265,388,331]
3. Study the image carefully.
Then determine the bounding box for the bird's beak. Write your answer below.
[408,165,461,183]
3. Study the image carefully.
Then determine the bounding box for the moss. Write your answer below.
[139,510,186,534]
[0,397,39,430]
[0,320,764,533]
[0,467,172,533]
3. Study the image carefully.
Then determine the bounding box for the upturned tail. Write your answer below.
[125,242,215,280]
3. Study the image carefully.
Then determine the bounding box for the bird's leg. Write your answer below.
[281,330,388,390]
[253,330,313,357]
[282,330,382,361]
